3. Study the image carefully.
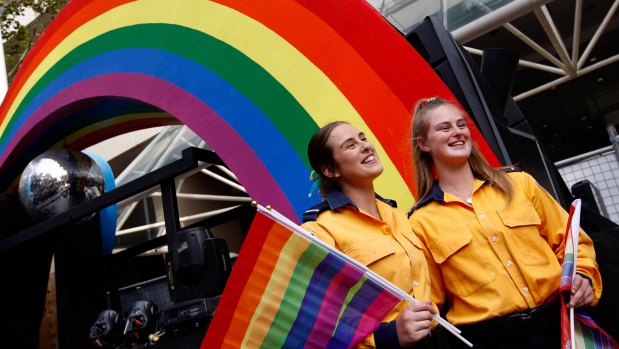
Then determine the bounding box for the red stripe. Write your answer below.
[351,289,401,345]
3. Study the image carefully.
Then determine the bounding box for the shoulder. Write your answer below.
[302,200,331,223]
[503,167,534,184]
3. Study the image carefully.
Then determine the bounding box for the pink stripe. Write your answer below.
[350,290,400,345]
[304,263,363,348]
[2,73,296,219]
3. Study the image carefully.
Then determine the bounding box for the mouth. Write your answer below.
[449,140,466,147]
[362,154,376,164]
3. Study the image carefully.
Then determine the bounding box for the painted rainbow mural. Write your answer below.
[0,0,500,222]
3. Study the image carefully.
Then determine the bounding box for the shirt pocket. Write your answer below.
[427,225,496,297]
[497,203,550,266]
[344,237,396,267]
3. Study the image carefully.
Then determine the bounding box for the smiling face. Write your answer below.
[322,123,383,189]
[417,104,472,168]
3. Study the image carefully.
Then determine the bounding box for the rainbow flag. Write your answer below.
[560,200,618,349]
[201,209,401,348]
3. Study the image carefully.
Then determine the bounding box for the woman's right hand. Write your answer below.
[396,300,436,347]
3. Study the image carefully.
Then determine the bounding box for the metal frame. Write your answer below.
[454,0,619,101]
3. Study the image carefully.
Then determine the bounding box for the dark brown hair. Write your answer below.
[307,121,348,197]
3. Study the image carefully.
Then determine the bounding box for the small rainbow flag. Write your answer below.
[560,200,618,349]
[201,208,401,348]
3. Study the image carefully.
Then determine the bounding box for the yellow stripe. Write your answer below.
[241,234,310,347]
[4,0,413,207]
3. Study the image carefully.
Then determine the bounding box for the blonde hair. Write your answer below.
[411,97,513,202]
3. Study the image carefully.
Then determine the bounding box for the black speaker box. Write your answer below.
[169,227,231,302]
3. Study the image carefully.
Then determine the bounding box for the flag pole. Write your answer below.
[569,200,581,349]
[255,203,473,347]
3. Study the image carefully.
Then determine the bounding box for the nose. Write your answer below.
[360,140,371,152]
[453,125,464,137]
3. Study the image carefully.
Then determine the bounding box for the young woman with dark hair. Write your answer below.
[302,121,437,348]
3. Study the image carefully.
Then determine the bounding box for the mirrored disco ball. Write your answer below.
[18,149,106,222]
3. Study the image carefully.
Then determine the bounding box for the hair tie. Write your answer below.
[308,170,323,198]
[421,97,438,107]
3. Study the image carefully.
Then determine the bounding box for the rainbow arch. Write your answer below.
[0,0,499,222]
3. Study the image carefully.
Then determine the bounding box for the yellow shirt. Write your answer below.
[302,190,433,348]
[409,171,602,326]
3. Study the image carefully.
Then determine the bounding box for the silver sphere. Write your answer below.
[18,149,106,222]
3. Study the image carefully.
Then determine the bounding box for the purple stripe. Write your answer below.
[1,73,296,219]
[304,263,365,348]
[327,277,399,348]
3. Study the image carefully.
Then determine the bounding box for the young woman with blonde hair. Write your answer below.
[408,97,602,348]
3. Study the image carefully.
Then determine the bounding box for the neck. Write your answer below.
[340,182,380,220]
[436,161,475,198]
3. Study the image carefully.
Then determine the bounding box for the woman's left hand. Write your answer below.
[570,274,594,308]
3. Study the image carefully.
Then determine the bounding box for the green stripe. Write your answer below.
[5,24,317,164]
[575,320,596,349]
[332,277,365,336]
[260,238,328,348]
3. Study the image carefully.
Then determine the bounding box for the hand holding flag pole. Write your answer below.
[560,199,619,349]
[568,200,582,349]
[257,203,473,347]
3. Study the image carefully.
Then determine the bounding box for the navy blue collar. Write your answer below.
[302,188,397,222]
[408,182,444,217]
[416,182,445,207]
[301,189,398,223]
[324,188,397,210]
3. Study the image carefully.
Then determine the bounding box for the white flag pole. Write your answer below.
[569,199,582,349]
[255,203,473,347]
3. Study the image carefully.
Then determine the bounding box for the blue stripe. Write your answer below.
[327,276,384,348]
[282,252,347,348]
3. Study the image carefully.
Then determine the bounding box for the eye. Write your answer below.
[346,142,356,149]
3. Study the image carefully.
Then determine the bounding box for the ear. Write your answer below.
[321,165,337,179]
[417,138,430,152]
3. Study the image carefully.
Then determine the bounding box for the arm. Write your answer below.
[522,172,602,306]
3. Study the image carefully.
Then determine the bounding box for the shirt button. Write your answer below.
[523,287,529,293]
[506,261,513,267]
[491,236,497,242]
[479,214,485,219]
[413,281,419,287]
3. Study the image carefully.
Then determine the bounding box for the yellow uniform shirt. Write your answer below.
[302,190,433,348]
[409,171,602,326]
